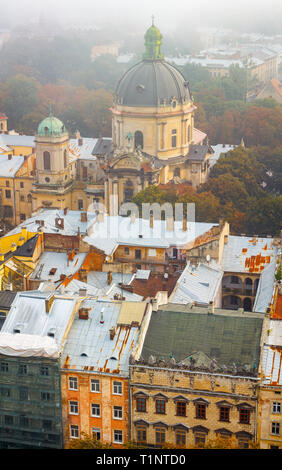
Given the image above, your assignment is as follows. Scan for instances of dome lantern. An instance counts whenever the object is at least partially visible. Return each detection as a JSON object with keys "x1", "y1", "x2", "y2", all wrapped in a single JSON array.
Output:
[{"x1": 143, "y1": 17, "x2": 164, "y2": 61}]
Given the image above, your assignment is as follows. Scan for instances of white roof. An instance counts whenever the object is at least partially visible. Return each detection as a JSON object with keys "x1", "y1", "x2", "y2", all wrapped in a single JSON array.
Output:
[
  {"x1": 61, "y1": 300, "x2": 140, "y2": 375},
  {"x1": 253, "y1": 262, "x2": 276, "y2": 313},
  {"x1": 0, "y1": 332, "x2": 59, "y2": 358},
  {"x1": 84, "y1": 215, "x2": 216, "y2": 255},
  {"x1": 69, "y1": 137, "x2": 98, "y2": 161},
  {"x1": 1, "y1": 291, "x2": 78, "y2": 351},
  {"x1": 169, "y1": 262, "x2": 223, "y2": 305},
  {"x1": 30, "y1": 251, "x2": 87, "y2": 282},
  {"x1": 0, "y1": 134, "x2": 35, "y2": 148},
  {"x1": 6, "y1": 209, "x2": 98, "y2": 237},
  {"x1": 222, "y1": 235, "x2": 277, "y2": 273},
  {"x1": 210, "y1": 144, "x2": 237, "y2": 167},
  {"x1": 262, "y1": 337, "x2": 282, "y2": 386},
  {"x1": 0, "y1": 154, "x2": 24, "y2": 177}
]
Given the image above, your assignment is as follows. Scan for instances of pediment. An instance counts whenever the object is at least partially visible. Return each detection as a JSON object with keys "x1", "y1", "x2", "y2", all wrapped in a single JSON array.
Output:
[{"x1": 111, "y1": 154, "x2": 141, "y2": 170}]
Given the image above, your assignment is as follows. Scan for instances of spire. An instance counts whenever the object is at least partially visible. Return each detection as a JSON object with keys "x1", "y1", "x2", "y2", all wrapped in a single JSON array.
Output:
[{"x1": 143, "y1": 20, "x2": 164, "y2": 61}]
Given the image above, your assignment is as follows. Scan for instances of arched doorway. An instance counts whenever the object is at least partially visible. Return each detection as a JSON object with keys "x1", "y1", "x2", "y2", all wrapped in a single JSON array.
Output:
[{"x1": 134, "y1": 131, "x2": 143, "y2": 149}]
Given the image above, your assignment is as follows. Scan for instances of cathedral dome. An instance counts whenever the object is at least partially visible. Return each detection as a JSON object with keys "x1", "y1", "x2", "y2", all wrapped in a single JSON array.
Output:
[
  {"x1": 114, "y1": 22, "x2": 191, "y2": 108},
  {"x1": 37, "y1": 110, "x2": 67, "y2": 137}
]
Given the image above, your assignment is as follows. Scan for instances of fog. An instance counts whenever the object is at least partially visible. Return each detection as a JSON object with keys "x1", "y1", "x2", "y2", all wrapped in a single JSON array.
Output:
[{"x1": 0, "y1": 0, "x2": 281, "y2": 34}]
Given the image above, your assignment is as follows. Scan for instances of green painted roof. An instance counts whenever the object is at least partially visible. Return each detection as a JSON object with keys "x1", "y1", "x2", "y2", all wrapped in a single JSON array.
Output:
[
  {"x1": 37, "y1": 115, "x2": 67, "y2": 137},
  {"x1": 140, "y1": 304, "x2": 264, "y2": 374}
]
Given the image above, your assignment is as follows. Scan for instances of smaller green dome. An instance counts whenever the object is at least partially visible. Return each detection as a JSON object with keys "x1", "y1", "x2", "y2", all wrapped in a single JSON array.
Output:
[{"x1": 37, "y1": 114, "x2": 67, "y2": 137}]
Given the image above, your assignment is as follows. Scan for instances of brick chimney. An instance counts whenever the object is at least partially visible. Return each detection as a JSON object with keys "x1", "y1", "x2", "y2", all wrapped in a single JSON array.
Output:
[
  {"x1": 81, "y1": 212, "x2": 87, "y2": 222},
  {"x1": 110, "y1": 327, "x2": 116, "y2": 340},
  {"x1": 79, "y1": 307, "x2": 90, "y2": 320},
  {"x1": 107, "y1": 271, "x2": 112, "y2": 285}
]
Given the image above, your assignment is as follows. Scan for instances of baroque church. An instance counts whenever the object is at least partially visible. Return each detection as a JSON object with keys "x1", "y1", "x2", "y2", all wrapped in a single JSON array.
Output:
[{"x1": 1, "y1": 22, "x2": 213, "y2": 222}]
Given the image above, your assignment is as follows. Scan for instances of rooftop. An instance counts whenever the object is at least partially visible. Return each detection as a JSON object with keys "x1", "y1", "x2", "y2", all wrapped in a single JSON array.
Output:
[
  {"x1": 169, "y1": 262, "x2": 223, "y2": 305},
  {"x1": 84, "y1": 215, "x2": 217, "y2": 255},
  {"x1": 29, "y1": 251, "x2": 87, "y2": 283},
  {"x1": 6, "y1": 209, "x2": 98, "y2": 237},
  {"x1": 61, "y1": 300, "x2": 148, "y2": 375},
  {"x1": 1, "y1": 291, "x2": 79, "y2": 353},
  {"x1": 0, "y1": 154, "x2": 25, "y2": 177},
  {"x1": 139, "y1": 303, "x2": 264, "y2": 375},
  {"x1": 222, "y1": 235, "x2": 277, "y2": 274}
]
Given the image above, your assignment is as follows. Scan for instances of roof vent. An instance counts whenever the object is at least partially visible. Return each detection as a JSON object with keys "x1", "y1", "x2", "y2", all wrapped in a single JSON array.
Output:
[{"x1": 100, "y1": 308, "x2": 105, "y2": 324}]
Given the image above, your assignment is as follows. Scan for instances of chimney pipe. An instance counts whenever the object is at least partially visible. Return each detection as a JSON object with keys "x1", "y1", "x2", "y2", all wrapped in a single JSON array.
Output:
[
  {"x1": 150, "y1": 213, "x2": 154, "y2": 229},
  {"x1": 110, "y1": 327, "x2": 116, "y2": 340},
  {"x1": 107, "y1": 271, "x2": 112, "y2": 285}
]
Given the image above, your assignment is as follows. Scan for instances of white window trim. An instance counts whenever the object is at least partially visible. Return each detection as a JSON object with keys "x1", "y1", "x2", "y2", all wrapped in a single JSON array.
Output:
[
  {"x1": 90, "y1": 379, "x2": 100, "y2": 393},
  {"x1": 272, "y1": 402, "x2": 281, "y2": 414},
  {"x1": 271, "y1": 421, "x2": 281, "y2": 435},
  {"x1": 69, "y1": 377, "x2": 78, "y2": 391},
  {"x1": 69, "y1": 400, "x2": 79, "y2": 415},
  {"x1": 113, "y1": 429, "x2": 123, "y2": 444},
  {"x1": 70, "y1": 424, "x2": 79, "y2": 439},
  {"x1": 113, "y1": 406, "x2": 123, "y2": 420},
  {"x1": 91, "y1": 403, "x2": 101, "y2": 417},
  {"x1": 113, "y1": 381, "x2": 123, "y2": 395}
]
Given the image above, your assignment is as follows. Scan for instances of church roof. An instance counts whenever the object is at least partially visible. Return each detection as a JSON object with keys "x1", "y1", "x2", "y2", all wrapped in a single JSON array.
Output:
[
  {"x1": 114, "y1": 23, "x2": 191, "y2": 107},
  {"x1": 37, "y1": 110, "x2": 67, "y2": 137}
]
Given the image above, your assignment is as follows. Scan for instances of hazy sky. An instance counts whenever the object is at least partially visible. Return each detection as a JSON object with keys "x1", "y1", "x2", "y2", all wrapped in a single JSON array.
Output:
[{"x1": 0, "y1": 0, "x2": 281, "y2": 33}]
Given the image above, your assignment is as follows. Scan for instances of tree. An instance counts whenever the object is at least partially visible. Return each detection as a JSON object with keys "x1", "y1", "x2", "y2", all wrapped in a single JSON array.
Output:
[{"x1": 66, "y1": 433, "x2": 112, "y2": 449}]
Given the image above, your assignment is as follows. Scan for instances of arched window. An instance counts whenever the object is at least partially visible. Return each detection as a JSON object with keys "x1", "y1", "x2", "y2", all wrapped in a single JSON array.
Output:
[
  {"x1": 43, "y1": 151, "x2": 51, "y2": 170},
  {"x1": 64, "y1": 149, "x2": 67, "y2": 168},
  {"x1": 134, "y1": 131, "x2": 143, "y2": 149},
  {"x1": 123, "y1": 179, "x2": 134, "y2": 202}
]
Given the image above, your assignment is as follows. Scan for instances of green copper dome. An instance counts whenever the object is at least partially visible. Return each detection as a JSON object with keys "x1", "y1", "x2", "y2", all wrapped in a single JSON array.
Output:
[
  {"x1": 37, "y1": 111, "x2": 67, "y2": 137},
  {"x1": 143, "y1": 21, "x2": 164, "y2": 60}
]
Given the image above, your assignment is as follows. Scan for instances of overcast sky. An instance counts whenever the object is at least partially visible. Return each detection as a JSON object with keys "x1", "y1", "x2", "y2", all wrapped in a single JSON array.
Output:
[{"x1": 0, "y1": 0, "x2": 281, "y2": 33}]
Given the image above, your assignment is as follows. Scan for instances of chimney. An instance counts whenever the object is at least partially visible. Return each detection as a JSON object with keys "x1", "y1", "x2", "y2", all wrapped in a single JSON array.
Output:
[
  {"x1": 81, "y1": 212, "x2": 87, "y2": 222},
  {"x1": 97, "y1": 212, "x2": 104, "y2": 223},
  {"x1": 8, "y1": 154, "x2": 12, "y2": 160},
  {"x1": 150, "y1": 213, "x2": 154, "y2": 229},
  {"x1": 75, "y1": 130, "x2": 81, "y2": 139},
  {"x1": 100, "y1": 308, "x2": 105, "y2": 324},
  {"x1": 45, "y1": 294, "x2": 55, "y2": 314},
  {"x1": 183, "y1": 217, "x2": 187, "y2": 231},
  {"x1": 110, "y1": 327, "x2": 116, "y2": 340},
  {"x1": 68, "y1": 250, "x2": 75, "y2": 262},
  {"x1": 55, "y1": 217, "x2": 64, "y2": 229},
  {"x1": 107, "y1": 271, "x2": 112, "y2": 285},
  {"x1": 64, "y1": 207, "x2": 68, "y2": 215},
  {"x1": 78, "y1": 138, "x2": 83, "y2": 146},
  {"x1": 21, "y1": 227, "x2": 28, "y2": 242},
  {"x1": 166, "y1": 217, "x2": 174, "y2": 232},
  {"x1": 79, "y1": 288, "x2": 87, "y2": 296},
  {"x1": 79, "y1": 307, "x2": 89, "y2": 320},
  {"x1": 208, "y1": 301, "x2": 214, "y2": 314}
]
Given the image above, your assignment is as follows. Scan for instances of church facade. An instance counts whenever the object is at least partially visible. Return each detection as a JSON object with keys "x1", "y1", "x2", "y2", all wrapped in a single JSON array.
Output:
[{"x1": 0, "y1": 22, "x2": 213, "y2": 224}]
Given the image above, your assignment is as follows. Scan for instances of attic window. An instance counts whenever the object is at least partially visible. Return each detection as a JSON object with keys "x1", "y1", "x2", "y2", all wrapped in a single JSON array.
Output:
[
  {"x1": 13, "y1": 329, "x2": 21, "y2": 334},
  {"x1": 110, "y1": 356, "x2": 118, "y2": 361},
  {"x1": 49, "y1": 268, "x2": 57, "y2": 276},
  {"x1": 81, "y1": 353, "x2": 88, "y2": 357},
  {"x1": 136, "y1": 84, "x2": 145, "y2": 93}
]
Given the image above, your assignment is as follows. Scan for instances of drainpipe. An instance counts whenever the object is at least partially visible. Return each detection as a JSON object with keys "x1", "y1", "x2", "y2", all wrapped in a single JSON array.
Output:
[{"x1": 128, "y1": 374, "x2": 133, "y2": 444}]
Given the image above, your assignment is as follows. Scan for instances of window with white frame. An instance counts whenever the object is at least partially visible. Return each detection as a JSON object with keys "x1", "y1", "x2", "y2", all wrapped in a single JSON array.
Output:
[
  {"x1": 69, "y1": 376, "x2": 78, "y2": 390},
  {"x1": 273, "y1": 402, "x2": 281, "y2": 414},
  {"x1": 69, "y1": 400, "x2": 79, "y2": 415},
  {"x1": 91, "y1": 403, "x2": 101, "y2": 417},
  {"x1": 113, "y1": 381, "x2": 122, "y2": 395},
  {"x1": 113, "y1": 429, "x2": 123, "y2": 444},
  {"x1": 271, "y1": 422, "x2": 280, "y2": 435},
  {"x1": 113, "y1": 406, "x2": 123, "y2": 419},
  {"x1": 70, "y1": 424, "x2": 79, "y2": 439},
  {"x1": 91, "y1": 379, "x2": 100, "y2": 393}
]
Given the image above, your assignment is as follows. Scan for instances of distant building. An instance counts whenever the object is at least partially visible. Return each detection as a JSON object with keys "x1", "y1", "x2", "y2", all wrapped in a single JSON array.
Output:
[{"x1": 255, "y1": 78, "x2": 282, "y2": 104}]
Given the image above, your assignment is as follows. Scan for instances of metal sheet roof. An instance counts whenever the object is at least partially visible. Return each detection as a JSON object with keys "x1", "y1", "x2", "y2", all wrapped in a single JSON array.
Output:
[
  {"x1": 1, "y1": 291, "x2": 78, "y2": 350},
  {"x1": 169, "y1": 262, "x2": 223, "y2": 305},
  {"x1": 61, "y1": 300, "x2": 140, "y2": 375},
  {"x1": 30, "y1": 251, "x2": 87, "y2": 282},
  {"x1": 0, "y1": 154, "x2": 24, "y2": 177},
  {"x1": 222, "y1": 235, "x2": 277, "y2": 273}
]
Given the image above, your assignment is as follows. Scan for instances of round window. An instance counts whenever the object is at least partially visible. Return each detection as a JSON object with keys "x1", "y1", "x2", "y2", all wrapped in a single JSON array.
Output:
[{"x1": 45, "y1": 177, "x2": 50, "y2": 183}]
